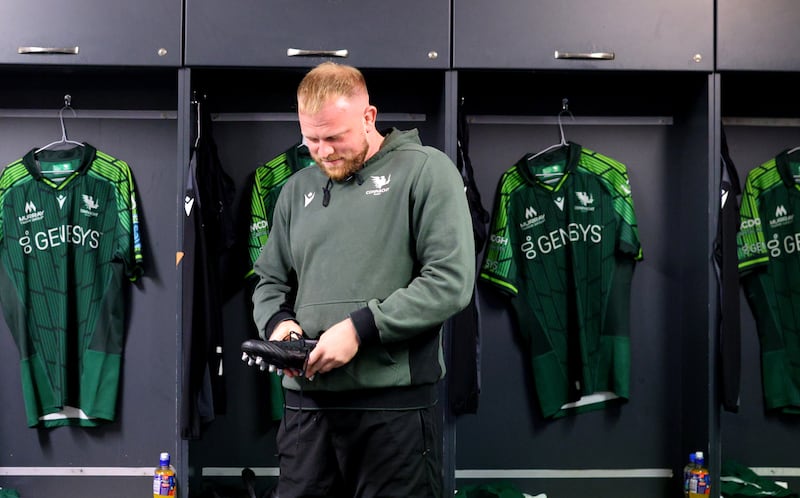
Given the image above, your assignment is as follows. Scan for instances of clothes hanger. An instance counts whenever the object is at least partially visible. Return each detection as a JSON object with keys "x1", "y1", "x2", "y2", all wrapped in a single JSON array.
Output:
[
  {"x1": 36, "y1": 94, "x2": 85, "y2": 156},
  {"x1": 530, "y1": 98, "x2": 574, "y2": 161},
  {"x1": 192, "y1": 91, "x2": 202, "y2": 150}
]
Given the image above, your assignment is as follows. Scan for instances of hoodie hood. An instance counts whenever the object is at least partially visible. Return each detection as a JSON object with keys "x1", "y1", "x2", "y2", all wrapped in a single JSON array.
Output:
[
  {"x1": 322, "y1": 128, "x2": 421, "y2": 206},
  {"x1": 362, "y1": 128, "x2": 422, "y2": 170}
]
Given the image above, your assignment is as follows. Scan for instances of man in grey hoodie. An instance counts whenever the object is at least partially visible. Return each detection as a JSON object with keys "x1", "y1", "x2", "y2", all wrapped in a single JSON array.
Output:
[{"x1": 252, "y1": 62, "x2": 475, "y2": 497}]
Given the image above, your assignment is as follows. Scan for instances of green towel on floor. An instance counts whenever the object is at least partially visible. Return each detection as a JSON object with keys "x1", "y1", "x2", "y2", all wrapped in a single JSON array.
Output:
[
  {"x1": 721, "y1": 460, "x2": 798, "y2": 498},
  {"x1": 456, "y1": 482, "x2": 527, "y2": 498}
]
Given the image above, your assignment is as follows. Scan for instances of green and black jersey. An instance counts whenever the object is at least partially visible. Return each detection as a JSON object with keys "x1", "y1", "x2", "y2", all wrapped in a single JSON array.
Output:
[
  {"x1": 480, "y1": 142, "x2": 642, "y2": 418},
  {"x1": 246, "y1": 143, "x2": 314, "y2": 420},
  {"x1": 247, "y1": 143, "x2": 315, "y2": 276},
  {"x1": 0, "y1": 144, "x2": 142, "y2": 428},
  {"x1": 737, "y1": 149, "x2": 800, "y2": 414}
]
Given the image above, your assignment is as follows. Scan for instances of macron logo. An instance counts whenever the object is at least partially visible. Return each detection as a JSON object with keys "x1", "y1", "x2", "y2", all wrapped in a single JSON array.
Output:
[
  {"x1": 184, "y1": 195, "x2": 195, "y2": 216},
  {"x1": 304, "y1": 192, "x2": 315, "y2": 207}
]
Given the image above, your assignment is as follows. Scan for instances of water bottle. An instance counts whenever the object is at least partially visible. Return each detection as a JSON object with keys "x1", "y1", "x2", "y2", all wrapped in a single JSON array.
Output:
[
  {"x1": 153, "y1": 452, "x2": 177, "y2": 497},
  {"x1": 688, "y1": 453, "x2": 710, "y2": 498},
  {"x1": 683, "y1": 451, "x2": 698, "y2": 498}
]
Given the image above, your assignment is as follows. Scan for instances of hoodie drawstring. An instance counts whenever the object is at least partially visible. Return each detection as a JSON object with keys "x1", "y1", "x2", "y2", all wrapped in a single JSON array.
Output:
[
  {"x1": 321, "y1": 173, "x2": 364, "y2": 208},
  {"x1": 322, "y1": 178, "x2": 333, "y2": 207}
]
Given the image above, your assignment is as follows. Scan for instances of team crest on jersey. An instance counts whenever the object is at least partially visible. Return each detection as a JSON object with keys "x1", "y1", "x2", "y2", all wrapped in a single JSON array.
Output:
[
  {"x1": 769, "y1": 204, "x2": 794, "y2": 228},
  {"x1": 366, "y1": 175, "x2": 391, "y2": 196},
  {"x1": 80, "y1": 194, "x2": 100, "y2": 218},
  {"x1": 18, "y1": 201, "x2": 44, "y2": 225},
  {"x1": 574, "y1": 191, "x2": 595, "y2": 212}
]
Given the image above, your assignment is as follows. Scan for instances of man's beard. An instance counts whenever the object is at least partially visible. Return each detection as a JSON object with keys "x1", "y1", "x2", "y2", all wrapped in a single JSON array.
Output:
[{"x1": 314, "y1": 138, "x2": 369, "y2": 181}]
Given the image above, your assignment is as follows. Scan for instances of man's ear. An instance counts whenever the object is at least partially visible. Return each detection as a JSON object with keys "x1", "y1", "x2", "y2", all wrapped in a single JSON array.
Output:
[{"x1": 363, "y1": 105, "x2": 378, "y2": 131}]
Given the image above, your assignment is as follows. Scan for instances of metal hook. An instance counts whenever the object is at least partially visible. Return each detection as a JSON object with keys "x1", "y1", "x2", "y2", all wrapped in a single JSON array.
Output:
[
  {"x1": 58, "y1": 95, "x2": 77, "y2": 142},
  {"x1": 557, "y1": 98, "x2": 574, "y2": 146},
  {"x1": 35, "y1": 95, "x2": 83, "y2": 155}
]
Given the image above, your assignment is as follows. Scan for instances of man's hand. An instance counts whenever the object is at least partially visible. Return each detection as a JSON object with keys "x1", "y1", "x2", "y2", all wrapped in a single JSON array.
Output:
[
  {"x1": 304, "y1": 317, "x2": 360, "y2": 379},
  {"x1": 269, "y1": 319, "x2": 303, "y2": 342},
  {"x1": 268, "y1": 320, "x2": 305, "y2": 377}
]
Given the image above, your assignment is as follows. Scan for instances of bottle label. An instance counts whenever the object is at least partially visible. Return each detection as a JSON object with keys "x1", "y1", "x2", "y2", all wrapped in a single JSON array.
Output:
[
  {"x1": 153, "y1": 473, "x2": 176, "y2": 496},
  {"x1": 689, "y1": 470, "x2": 711, "y2": 496}
]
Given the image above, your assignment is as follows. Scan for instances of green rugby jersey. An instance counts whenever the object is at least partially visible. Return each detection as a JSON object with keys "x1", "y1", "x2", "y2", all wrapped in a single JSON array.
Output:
[
  {"x1": 480, "y1": 142, "x2": 642, "y2": 418},
  {"x1": 247, "y1": 143, "x2": 315, "y2": 277},
  {"x1": 0, "y1": 144, "x2": 143, "y2": 428},
  {"x1": 737, "y1": 149, "x2": 800, "y2": 414},
  {"x1": 246, "y1": 143, "x2": 314, "y2": 421}
]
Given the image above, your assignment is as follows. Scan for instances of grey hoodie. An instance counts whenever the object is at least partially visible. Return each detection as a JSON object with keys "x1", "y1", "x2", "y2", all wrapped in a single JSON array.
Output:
[{"x1": 252, "y1": 128, "x2": 475, "y2": 408}]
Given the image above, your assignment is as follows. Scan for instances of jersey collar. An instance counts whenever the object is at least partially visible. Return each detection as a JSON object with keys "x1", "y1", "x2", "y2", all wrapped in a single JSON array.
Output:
[
  {"x1": 776, "y1": 148, "x2": 800, "y2": 191},
  {"x1": 519, "y1": 141, "x2": 581, "y2": 191},
  {"x1": 22, "y1": 142, "x2": 97, "y2": 182}
]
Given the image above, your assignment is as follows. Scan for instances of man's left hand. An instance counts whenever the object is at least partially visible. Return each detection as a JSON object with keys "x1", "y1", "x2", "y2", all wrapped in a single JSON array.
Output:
[{"x1": 304, "y1": 317, "x2": 360, "y2": 379}]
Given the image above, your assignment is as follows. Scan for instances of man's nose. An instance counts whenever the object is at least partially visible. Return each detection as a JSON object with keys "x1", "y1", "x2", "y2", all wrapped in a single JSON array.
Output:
[{"x1": 318, "y1": 142, "x2": 334, "y2": 158}]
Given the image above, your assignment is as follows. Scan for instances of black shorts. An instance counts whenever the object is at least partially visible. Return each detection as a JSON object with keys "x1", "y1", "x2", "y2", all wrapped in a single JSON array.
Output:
[{"x1": 273, "y1": 405, "x2": 442, "y2": 498}]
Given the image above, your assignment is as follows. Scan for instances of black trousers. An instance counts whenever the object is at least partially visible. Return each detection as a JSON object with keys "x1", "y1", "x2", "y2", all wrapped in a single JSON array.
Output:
[{"x1": 272, "y1": 405, "x2": 442, "y2": 498}]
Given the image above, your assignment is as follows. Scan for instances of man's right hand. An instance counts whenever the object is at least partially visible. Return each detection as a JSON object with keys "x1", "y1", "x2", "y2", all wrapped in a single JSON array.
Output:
[{"x1": 268, "y1": 319, "x2": 304, "y2": 342}]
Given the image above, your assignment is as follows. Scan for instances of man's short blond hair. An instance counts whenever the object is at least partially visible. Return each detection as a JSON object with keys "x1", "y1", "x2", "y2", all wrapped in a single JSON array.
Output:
[{"x1": 297, "y1": 62, "x2": 368, "y2": 114}]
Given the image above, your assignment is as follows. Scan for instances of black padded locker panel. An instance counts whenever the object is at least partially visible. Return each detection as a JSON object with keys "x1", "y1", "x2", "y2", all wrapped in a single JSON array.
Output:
[
  {"x1": 454, "y1": 71, "x2": 713, "y2": 498},
  {"x1": 0, "y1": 67, "x2": 181, "y2": 498},
  {"x1": 720, "y1": 72, "x2": 800, "y2": 491}
]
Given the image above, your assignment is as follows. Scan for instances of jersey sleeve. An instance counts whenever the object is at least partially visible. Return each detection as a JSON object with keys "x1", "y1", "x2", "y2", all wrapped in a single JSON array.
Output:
[
  {"x1": 117, "y1": 160, "x2": 144, "y2": 281},
  {"x1": 737, "y1": 168, "x2": 769, "y2": 273},
  {"x1": 581, "y1": 149, "x2": 643, "y2": 260},
  {"x1": 611, "y1": 172, "x2": 642, "y2": 260},
  {"x1": 247, "y1": 168, "x2": 271, "y2": 279},
  {"x1": 479, "y1": 169, "x2": 520, "y2": 296}
]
